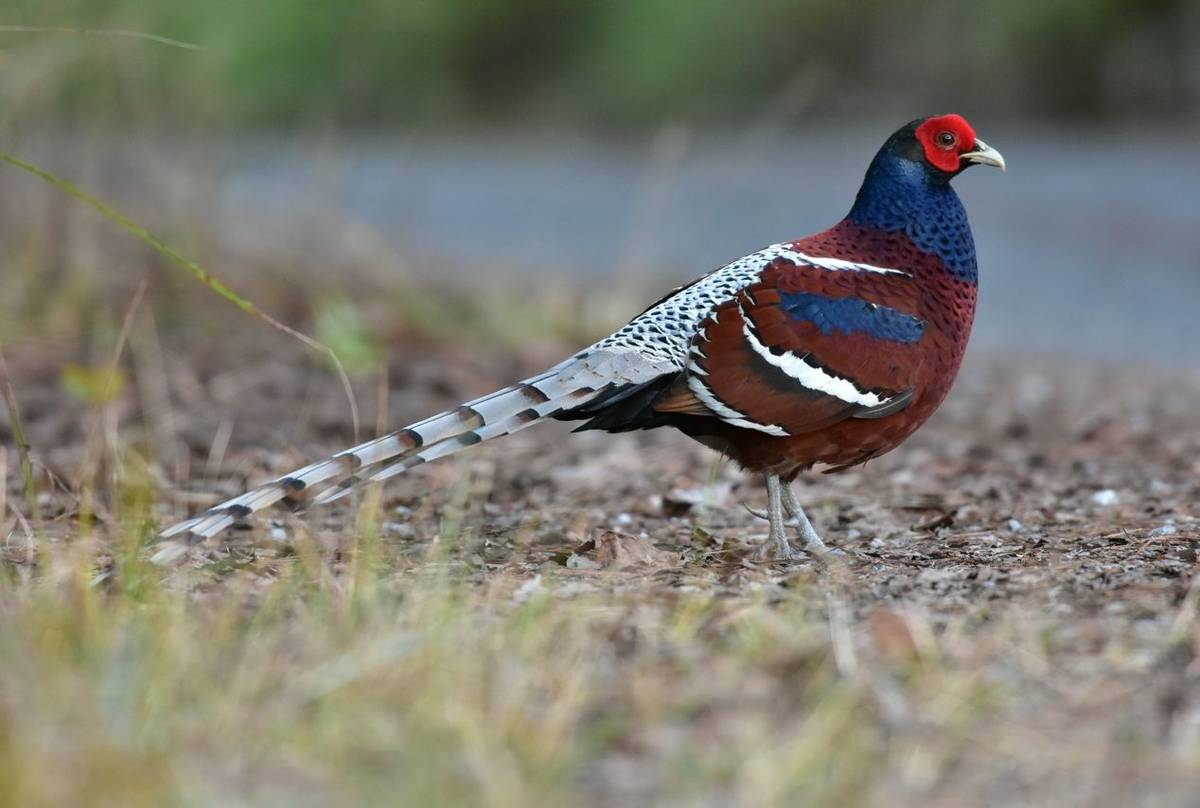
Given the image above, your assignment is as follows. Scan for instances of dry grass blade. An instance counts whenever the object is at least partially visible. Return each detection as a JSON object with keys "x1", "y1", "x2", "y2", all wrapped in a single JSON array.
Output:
[
  {"x1": 0, "y1": 24, "x2": 200, "y2": 51},
  {"x1": 75, "y1": 279, "x2": 147, "y2": 505},
  {"x1": 0, "y1": 151, "x2": 361, "y2": 443},
  {"x1": 0, "y1": 346, "x2": 37, "y2": 519}
]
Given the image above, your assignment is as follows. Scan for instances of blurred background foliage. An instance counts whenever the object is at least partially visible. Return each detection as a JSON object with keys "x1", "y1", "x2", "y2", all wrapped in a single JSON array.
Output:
[
  {"x1": 1, "y1": 0, "x2": 1198, "y2": 365},
  {"x1": 2, "y1": 0, "x2": 1198, "y2": 129}
]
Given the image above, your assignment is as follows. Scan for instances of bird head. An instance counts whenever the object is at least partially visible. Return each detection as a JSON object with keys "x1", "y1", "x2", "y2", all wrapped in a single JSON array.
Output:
[
  {"x1": 856, "y1": 114, "x2": 1005, "y2": 199},
  {"x1": 908, "y1": 113, "x2": 1005, "y2": 176},
  {"x1": 848, "y1": 114, "x2": 1004, "y2": 282}
]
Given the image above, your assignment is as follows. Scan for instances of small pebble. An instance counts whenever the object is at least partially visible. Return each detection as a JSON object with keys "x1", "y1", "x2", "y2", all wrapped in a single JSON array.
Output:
[
  {"x1": 1148, "y1": 522, "x2": 1178, "y2": 538},
  {"x1": 512, "y1": 575, "x2": 542, "y2": 603},
  {"x1": 1006, "y1": 518, "x2": 1024, "y2": 532},
  {"x1": 1091, "y1": 489, "x2": 1119, "y2": 507},
  {"x1": 1150, "y1": 479, "x2": 1173, "y2": 494},
  {"x1": 614, "y1": 512, "x2": 633, "y2": 526},
  {"x1": 383, "y1": 522, "x2": 416, "y2": 539},
  {"x1": 565, "y1": 553, "x2": 600, "y2": 570}
]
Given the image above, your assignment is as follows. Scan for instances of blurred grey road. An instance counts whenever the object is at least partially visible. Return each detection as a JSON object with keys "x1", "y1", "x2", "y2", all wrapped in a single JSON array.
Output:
[
  {"x1": 222, "y1": 124, "x2": 1200, "y2": 365},
  {"x1": 23, "y1": 124, "x2": 1200, "y2": 365}
]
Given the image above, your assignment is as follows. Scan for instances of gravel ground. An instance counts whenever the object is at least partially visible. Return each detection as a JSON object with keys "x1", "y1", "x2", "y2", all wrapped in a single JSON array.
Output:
[
  {"x1": 5, "y1": 323, "x2": 1200, "y2": 804},
  {"x1": 13, "y1": 331, "x2": 1197, "y2": 611}
]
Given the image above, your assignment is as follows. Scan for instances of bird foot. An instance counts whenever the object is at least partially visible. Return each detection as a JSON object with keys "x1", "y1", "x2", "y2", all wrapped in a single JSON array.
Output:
[
  {"x1": 752, "y1": 537, "x2": 806, "y2": 563},
  {"x1": 743, "y1": 503, "x2": 830, "y2": 556}
]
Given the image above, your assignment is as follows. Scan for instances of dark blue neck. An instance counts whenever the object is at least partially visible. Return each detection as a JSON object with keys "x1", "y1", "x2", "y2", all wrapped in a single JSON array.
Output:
[{"x1": 847, "y1": 150, "x2": 977, "y2": 283}]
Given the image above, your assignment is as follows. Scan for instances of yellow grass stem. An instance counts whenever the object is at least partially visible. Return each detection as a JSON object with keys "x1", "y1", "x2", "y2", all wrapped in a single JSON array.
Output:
[
  {"x1": 0, "y1": 151, "x2": 361, "y2": 444},
  {"x1": 0, "y1": 25, "x2": 200, "y2": 50},
  {"x1": 0, "y1": 346, "x2": 37, "y2": 519}
]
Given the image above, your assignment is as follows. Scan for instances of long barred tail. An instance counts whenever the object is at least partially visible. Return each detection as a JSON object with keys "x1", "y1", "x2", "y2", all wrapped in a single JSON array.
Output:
[{"x1": 152, "y1": 351, "x2": 674, "y2": 563}]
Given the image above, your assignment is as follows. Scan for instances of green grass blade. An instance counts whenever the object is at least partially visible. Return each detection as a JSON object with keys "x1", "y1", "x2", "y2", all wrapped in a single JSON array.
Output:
[{"x1": 0, "y1": 151, "x2": 360, "y2": 442}]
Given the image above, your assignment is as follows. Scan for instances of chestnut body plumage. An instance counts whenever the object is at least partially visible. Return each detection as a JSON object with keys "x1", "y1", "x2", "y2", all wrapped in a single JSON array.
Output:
[
  {"x1": 662, "y1": 221, "x2": 978, "y2": 477},
  {"x1": 158, "y1": 114, "x2": 1004, "y2": 562}
]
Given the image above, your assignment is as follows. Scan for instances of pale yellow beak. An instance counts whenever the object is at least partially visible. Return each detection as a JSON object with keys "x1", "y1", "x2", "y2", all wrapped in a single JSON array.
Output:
[{"x1": 961, "y1": 138, "x2": 1006, "y2": 171}]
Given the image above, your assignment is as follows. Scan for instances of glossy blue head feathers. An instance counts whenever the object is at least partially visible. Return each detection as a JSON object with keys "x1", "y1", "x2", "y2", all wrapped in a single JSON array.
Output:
[{"x1": 847, "y1": 118, "x2": 979, "y2": 283}]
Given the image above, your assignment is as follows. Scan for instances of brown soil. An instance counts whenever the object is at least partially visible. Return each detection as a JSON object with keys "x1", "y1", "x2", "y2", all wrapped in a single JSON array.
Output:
[{"x1": 5, "y1": 323, "x2": 1200, "y2": 804}]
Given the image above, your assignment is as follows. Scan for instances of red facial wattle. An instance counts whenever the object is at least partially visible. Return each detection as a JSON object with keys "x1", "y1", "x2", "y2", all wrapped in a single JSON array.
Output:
[{"x1": 915, "y1": 114, "x2": 977, "y2": 173}]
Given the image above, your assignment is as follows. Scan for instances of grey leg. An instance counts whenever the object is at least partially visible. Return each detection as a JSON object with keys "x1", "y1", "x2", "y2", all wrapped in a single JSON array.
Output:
[
  {"x1": 754, "y1": 474, "x2": 802, "y2": 561},
  {"x1": 780, "y1": 483, "x2": 828, "y2": 552},
  {"x1": 745, "y1": 480, "x2": 830, "y2": 557}
]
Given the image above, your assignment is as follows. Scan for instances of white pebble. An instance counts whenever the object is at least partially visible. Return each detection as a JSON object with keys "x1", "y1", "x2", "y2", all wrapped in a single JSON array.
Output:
[
  {"x1": 383, "y1": 522, "x2": 415, "y2": 539},
  {"x1": 1090, "y1": 489, "x2": 1119, "y2": 507},
  {"x1": 614, "y1": 512, "x2": 633, "y2": 526},
  {"x1": 512, "y1": 575, "x2": 543, "y2": 603},
  {"x1": 1006, "y1": 518, "x2": 1024, "y2": 532},
  {"x1": 1148, "y1": 523, "x2": 1178, "y2": 537},
  {"x1": 566, "y1": 553, "x2": 600, "y2": 570}
]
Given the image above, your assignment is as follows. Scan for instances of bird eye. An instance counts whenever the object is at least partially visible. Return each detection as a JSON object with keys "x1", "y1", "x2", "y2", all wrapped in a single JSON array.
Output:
[{"x1": 937, "y1": 131, "x2": 956, "y2": 148}]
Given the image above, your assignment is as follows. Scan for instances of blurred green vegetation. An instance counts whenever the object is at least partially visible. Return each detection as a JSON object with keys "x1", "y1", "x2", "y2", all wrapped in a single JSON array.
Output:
[{"x1": 2, "y1": 0, "x2": 1197, "y2": 128}]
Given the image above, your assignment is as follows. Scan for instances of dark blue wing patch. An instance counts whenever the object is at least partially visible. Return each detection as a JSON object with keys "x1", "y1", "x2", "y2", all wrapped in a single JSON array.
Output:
[{"x1": 779, "y1": 292, "x2": 925, "y2": 344}]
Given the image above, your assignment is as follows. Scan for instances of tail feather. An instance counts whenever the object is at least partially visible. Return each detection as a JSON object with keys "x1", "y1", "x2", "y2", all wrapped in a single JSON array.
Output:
[
  {"x1": 311, "y1": 388, "x2": 587, "y2": 506},
  {"x1": 152, "y1": 352, "x2": 673, "y2": 563}
]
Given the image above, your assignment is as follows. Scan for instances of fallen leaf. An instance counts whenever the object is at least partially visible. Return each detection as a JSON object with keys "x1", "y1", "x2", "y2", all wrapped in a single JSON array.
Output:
[
  {"x1": 576, "y1": 530, "x2": 679, "y2": 570},
  {"x1": 868, "y1": 609, "x2": 919, "y2": 662}
]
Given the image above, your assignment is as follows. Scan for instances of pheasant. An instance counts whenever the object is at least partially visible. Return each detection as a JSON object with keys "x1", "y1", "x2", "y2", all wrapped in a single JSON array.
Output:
[{"x1": 157, "y1": 114, "x2": 1004, "y2": 562}]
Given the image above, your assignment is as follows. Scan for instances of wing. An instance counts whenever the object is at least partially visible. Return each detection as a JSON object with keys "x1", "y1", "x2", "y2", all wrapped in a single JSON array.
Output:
[
  {"x1": 558, "y1": 242, "x2": 925, "y2": 436},
  {"x1": 556, "y1": 243, "x2": 793, "y2": 431},
  {"x1": 681, "y1": 253, "x2": 923, "y2": 436}
]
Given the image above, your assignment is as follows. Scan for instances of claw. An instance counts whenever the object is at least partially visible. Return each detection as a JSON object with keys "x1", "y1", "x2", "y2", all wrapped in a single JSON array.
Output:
[
  {"x1": 751, "y1": 536, "x2": 804, "y2": 563},
  {"x1": 743, "y1": 502, "x2": 770, "y2": 522}
]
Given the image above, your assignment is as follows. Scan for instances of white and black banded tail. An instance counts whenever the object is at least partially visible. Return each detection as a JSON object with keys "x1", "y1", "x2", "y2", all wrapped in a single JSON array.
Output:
[{"x1": 153, "y1": 351, "x2": 675, "y2": 563}]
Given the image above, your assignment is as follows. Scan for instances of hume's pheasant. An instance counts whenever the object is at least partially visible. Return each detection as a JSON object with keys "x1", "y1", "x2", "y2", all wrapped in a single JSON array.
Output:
[{"x1": 158, "y1": 114, "x2": 1005, "y2": 562}]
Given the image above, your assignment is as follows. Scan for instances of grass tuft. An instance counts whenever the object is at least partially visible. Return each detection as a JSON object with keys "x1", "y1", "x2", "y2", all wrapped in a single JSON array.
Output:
[
  {"x1": 0, "y1": 150, "x2": 363, "y2": 443},
  {"x1": 0, "y1": 346, "x2": 37, "y2": 519}
]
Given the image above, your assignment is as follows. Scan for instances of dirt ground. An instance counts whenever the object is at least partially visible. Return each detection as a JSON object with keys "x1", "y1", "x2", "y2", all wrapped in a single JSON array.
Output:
[
  {"x1": 4, "y1": 310, "x2": 1200, "y2": 803},
  {"x1": 10, "y1": 322, "x2": 1199, "y2": 607}
]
